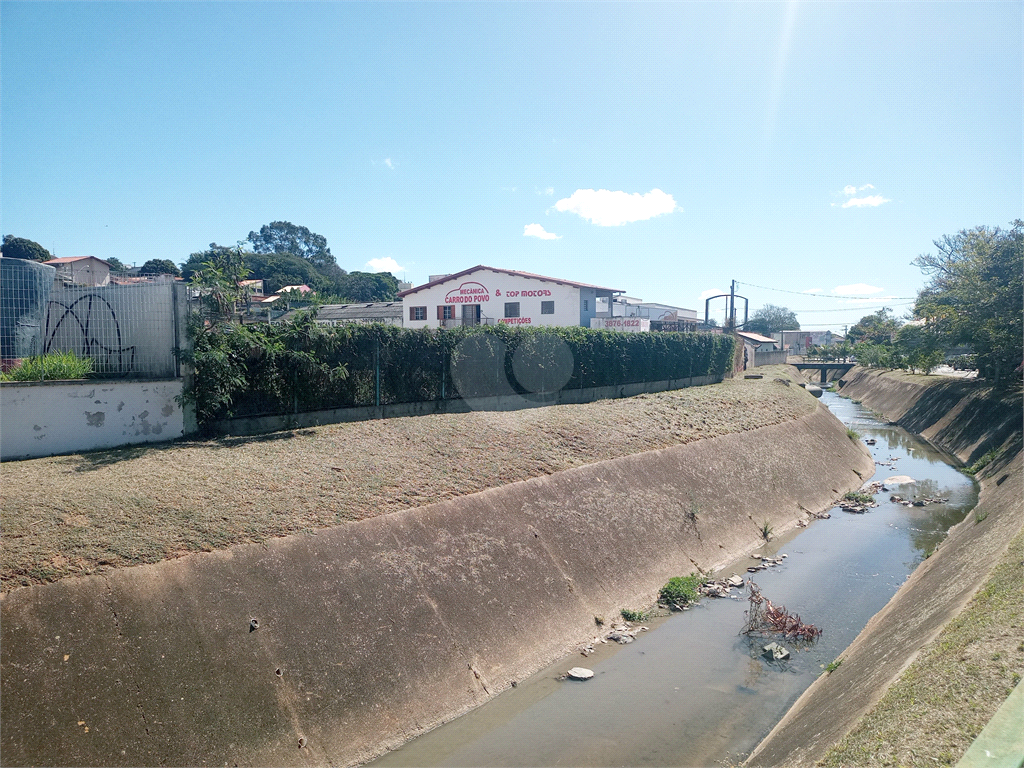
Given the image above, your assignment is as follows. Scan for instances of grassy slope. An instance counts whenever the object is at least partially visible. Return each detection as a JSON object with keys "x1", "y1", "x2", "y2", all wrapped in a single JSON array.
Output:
[
  {"x1": 819, "y1": 526, "x2": 1023, "y2": 767},
  {"x1": 1, "y1": 367, "x2": 814, "y2": 591}
]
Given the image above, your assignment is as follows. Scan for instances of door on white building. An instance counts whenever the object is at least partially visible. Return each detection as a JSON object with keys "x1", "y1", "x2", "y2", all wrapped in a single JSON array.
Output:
[{"x1": 462, "y1": 304, "x2": 480, "y2": 326}]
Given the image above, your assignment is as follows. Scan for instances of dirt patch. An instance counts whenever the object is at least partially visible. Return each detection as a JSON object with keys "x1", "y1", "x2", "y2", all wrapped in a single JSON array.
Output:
[{"x1": 0, "y1": 367, "x2": 813, "y2": 591}]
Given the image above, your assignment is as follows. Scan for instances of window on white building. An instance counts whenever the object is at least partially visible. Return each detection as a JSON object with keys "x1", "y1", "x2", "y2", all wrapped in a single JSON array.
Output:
[
  {"x1": 504, "y1": 302, "x2": 520, "y2": 318},
  {"x1": 583, "y1": 299, "x2": 589, "y2": 312},
  {"x1": 410, "y1": 306, "x2": 426, "y2": 321},
  {"x1": 541, "y1": 301, "x2": 554, "y2": 314}
]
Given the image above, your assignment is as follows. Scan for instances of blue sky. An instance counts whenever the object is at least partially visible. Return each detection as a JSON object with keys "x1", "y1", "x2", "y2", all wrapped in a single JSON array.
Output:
[{"x1": 2, "y1": 1, "x2": 1020, "y2": 330}]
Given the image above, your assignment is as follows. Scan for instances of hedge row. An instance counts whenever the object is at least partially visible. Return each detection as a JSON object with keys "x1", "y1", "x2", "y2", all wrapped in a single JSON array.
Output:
[{"x1": 180, "y1": 314, "x2": 735, "y2": 427}]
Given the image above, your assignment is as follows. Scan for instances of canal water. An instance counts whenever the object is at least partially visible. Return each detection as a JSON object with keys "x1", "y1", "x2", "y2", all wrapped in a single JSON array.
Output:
[{"x1": 372, "y1": 392, "x2": 978, "y2": 767}]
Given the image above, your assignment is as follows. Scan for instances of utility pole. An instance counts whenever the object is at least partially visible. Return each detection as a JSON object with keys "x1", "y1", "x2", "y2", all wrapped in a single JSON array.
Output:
[{"x1": 729, "y1": 280, "x2": 736, "y2": 329}]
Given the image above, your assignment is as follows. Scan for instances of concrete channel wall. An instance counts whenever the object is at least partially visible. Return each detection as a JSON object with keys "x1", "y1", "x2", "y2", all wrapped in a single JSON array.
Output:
[
  {"x1": 747, "y1": 368, "x2": 1024, "y2": 766},
  {"x1": 1, "y1": 403, "x2": 873, "y2": 768}
]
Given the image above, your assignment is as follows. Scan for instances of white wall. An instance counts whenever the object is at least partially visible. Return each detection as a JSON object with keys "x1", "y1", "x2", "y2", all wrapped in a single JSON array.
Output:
[
  {"x1": 1, "y1": 379, "x2": 184, "y2": 460},
  {"x1": 402, "y1": 269, "x2": 584, "y2": 329}
]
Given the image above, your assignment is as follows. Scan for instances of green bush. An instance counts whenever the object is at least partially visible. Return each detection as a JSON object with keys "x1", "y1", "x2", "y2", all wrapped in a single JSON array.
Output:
[
  {"x1": 659, "y1": 574, "x2": 703, "y2": 607},
  {"x1": 181, "y1": 316, "x2": 736, "y2": 427},
  {"x1": 0, "y1": 351, "x2": 94, "y2": 381},
  {"x1": 620, "y1": 608, "x2": 649, "y2": 622},
  {"x1": 842, "y1": 491, "x2": 875, "y2": 505}
]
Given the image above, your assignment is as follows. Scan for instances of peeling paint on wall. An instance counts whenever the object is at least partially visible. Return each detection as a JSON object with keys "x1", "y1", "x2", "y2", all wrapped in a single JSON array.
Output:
[{"x1": 1, "y1": 379, "x2": 184, "y2": 460}]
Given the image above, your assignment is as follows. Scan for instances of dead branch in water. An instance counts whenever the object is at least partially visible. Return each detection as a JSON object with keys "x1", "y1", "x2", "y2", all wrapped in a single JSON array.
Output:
[{"x1": 742, "y1": 580, "x2": 822, "y2": 640}]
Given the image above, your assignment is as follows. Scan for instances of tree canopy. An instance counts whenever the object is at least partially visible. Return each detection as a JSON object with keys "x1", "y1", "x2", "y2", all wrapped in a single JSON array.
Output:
[
  {"x1": 913, "y1": 221, "x2": 1022, "y2": 381},
  {"x1": 744, "y1": 304, "x2": 799, "y2": 335},
  {"x1": 139, "y1": 258, "x2": 181, "y2": 276},
  {"x1": 848, "y1": 307, "x2": 902, "y2": 345},
  {"x1": 247, "y1": 221, "x2": 338, "y2": 272},
  {"x1": 337, "y1": 271, "x2": 400, "y2": 302},
  {"x1": 1, "y1": 235, "x2": 52, "y2": 262},
  {"x1": 105, "y1": 257, "x2": 128, "y2": 273}
]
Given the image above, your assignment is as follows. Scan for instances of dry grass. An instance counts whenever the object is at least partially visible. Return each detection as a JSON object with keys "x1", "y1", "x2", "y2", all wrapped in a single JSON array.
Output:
[
  {"x1": 1, "y1": 367, "x2": 814, "y2": 591},
  {"x1": 818, "y1": 526, "x2": 1024, "y2": 767}
]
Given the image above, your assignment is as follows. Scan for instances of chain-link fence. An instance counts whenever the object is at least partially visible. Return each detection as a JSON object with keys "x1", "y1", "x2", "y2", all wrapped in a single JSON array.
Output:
[{"x1": 1, "y1": 258, "x2": 185, "y2": 380}]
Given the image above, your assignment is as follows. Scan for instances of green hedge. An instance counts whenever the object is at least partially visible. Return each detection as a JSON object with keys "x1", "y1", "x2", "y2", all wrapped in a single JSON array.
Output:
[{"x1": 180, "y1": 314, "x2": 735, "y2": 427}]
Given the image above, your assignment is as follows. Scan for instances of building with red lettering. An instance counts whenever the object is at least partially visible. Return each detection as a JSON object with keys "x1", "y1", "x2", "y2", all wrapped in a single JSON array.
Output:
[{"x1": 398, "y1": 266, "x2": 623, "y2": 330}]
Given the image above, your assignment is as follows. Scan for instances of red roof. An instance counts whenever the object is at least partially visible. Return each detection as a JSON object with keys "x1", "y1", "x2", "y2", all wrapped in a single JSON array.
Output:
[
  {"x1": 397, "y1": 265, "x2": 623, "y2": 298},
  {"x1": 45, "y1": 256, "x2": 110, "y2": 266}
]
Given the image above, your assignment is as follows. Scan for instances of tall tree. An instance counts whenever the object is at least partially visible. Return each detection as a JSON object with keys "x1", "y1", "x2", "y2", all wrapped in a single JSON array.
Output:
[
  {"x1": 247, "y1": 222, "x2": 339, "y2": 272},
  {"x1": 913, "y1": 221, "x2": 1023, "y2": 382},
  {"x1": 1, "y1": 235, "x2": 52, "y2": 262},
  {"x1": 744, "y1": 304, "x2": 799, "y2": 335}
]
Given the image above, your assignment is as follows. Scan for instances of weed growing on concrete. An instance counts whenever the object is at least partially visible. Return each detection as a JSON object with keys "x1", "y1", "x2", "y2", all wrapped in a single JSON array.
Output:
[
  {"x1": 974, "y1": 509, "x2": 989, "y2": 524},
  {"x1": 620, "y1": 608, "x2": 649, "y2": 623},
  {"x1": 846, "y1": 428, "x2": 861, "y2": 441},
  {"x1": 965, "y1": 449, "x2": 999, "y2": 476},
  {"x1": 825, "y1": 657, "x2": 844, "y2": 673},
  {"x1": 760, "y1": 519, "x2": 774, "y2": 541}
]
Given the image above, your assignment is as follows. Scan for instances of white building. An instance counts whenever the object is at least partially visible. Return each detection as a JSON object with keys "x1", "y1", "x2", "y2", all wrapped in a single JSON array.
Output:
[
  {"x1": 398, "y1": 266, "x2": 623, "y2": 330},
  {"x1": 595, "y1": 296, "x2": 699, "y2": 331}
]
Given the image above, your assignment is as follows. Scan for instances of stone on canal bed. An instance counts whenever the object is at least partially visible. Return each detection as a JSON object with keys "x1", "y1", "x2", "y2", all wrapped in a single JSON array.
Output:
[
  {"x1": 884, "y1": 475, "x2": 916, "y2": 486},
  {"x1": 566, "y1": 667, "x2": 594, "y2": 680},
  {"x1": 762, "y1": 643, "x2": 791, "y2": 661}
]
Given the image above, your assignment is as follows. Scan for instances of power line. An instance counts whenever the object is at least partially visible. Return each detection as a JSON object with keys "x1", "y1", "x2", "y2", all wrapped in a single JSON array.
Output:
[
  {"x1": 791, "y1": 302, "x2": 914, "y2": 314},
  {"x1": 736, "y1": 280, "x2": 917, "y2": 301}
]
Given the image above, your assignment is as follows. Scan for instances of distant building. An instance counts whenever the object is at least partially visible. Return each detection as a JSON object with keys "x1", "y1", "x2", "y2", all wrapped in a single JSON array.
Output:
[
  {"x1": 596, "y1": 296, "x2": 699, "y2": 332},
  {"x1": 44, "y1": 256, "x2": 111, "y2": 287},
  {"x1": 774, "y1": 330, "x2": 841, "y2": 354},
  {"x1": 398, "y1": 266, "x2": 623, "y2": 329},
  {"x1": 307, "y1": 302, "x2": 404, "y2": 327}
]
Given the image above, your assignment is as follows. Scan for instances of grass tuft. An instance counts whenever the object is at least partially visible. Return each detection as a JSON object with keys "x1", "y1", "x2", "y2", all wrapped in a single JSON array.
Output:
[{"x1": 0, "y1": 352, "x2": 94, "y2": 381}]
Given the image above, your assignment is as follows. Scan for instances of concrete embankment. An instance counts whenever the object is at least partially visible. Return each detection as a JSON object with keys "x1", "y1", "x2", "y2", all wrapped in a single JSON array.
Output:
[
  {"x1": 1, "y1": 400, "x2": 872, "y2": 768},
  {"x1": 747, "y1": 368, "x2": 1023, "y2": 767}
]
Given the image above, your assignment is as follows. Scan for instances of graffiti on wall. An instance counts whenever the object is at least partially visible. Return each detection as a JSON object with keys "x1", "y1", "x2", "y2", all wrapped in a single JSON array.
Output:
[{"x1": 44, "y1": 294, "x2": 137, "y2": 374}]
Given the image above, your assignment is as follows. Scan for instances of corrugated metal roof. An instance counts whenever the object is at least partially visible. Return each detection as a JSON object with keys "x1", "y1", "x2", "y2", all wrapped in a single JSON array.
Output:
[
  {"x1": 398, "y1": 265, "x2": 623, "y2": 297},
  {"x1": 737, "y1": 331, "x2": 779, "y2": 344},
  {"x1": 315, "y1": 302, "x2": 403, "y2": 320}
]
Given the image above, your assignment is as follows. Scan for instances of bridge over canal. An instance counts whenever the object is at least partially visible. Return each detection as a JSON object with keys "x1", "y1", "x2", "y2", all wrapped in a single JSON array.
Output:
[{"x1": 794, "y1": 362, "x2": 855, "y2": 383}]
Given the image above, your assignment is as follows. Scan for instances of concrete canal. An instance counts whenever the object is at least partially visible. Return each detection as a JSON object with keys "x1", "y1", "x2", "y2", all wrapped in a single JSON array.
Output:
[{"x1": 371, "y1": 391, "x2": 979, "y2": 767}]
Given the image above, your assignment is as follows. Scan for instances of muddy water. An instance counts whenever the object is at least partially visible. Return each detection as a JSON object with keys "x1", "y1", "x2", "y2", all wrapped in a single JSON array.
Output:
[{"x1": 372, "y1": 393, "x2": 978, "y2": 767}]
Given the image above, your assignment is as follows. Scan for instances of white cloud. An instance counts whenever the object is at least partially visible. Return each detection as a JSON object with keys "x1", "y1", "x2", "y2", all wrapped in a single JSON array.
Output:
[
  {"x1": 366, "y1": 257, "x2": 406, "y2": 273},
  {"x1": 843, "y1": 185, "x2": 857, "y2": 196},
  {"x1": 372, "y1": 158, "x2": 396, "y2": 169},
  {"x1": 833, "y1": 283, "x2": 884, "y2": 295},
  {"x1": 537, "y1": 187, "x2": 555, "y2": 196},
  {"x1": 554, "y1": 188, "x2": 679, "y2": 226},
  {"x1": 858, "y1": 184, "x2": 875, "y2": 191},
  {"x1": 523, "y1": 223, "x2": 561, "y2": 240},
  {"x1": 842, "y1": 195, "x2": 890, "y2": 208}
]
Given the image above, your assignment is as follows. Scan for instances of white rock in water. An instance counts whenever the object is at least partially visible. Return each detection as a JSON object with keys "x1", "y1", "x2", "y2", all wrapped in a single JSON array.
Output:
[
  {"x1": 566, "y1": 667, "x2": 594, "y2": 680},
  {"x1": 885, "y1": 476, "x2": 916, "y2": 485}
]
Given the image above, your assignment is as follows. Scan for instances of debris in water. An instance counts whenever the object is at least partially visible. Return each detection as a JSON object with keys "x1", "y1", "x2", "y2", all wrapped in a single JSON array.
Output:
[
  {"x1": 742, "y1": 580, "x2": 822, "y2": 641},
  {"x1": 762, "y1": 642, "x2": 791, "y2": 661}
]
